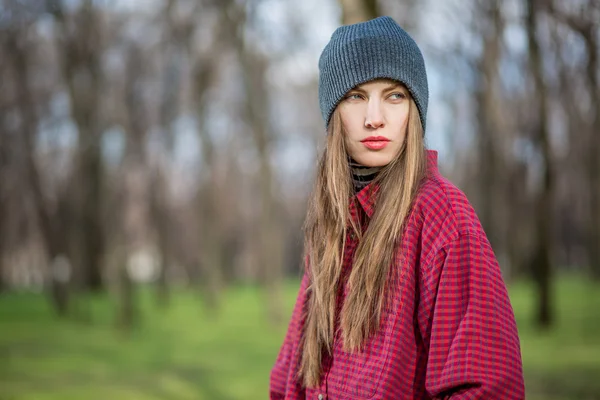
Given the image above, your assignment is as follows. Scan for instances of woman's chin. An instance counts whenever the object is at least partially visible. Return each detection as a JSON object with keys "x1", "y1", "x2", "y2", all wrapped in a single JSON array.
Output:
[{"x1": 355, "y1": 153, "x2": 393, "y2": 168}]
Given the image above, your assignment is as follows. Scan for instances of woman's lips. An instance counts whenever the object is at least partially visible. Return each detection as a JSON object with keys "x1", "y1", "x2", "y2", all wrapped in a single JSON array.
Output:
[{"x1": 361, "y1": 136, "x2": 390, "y2": 150}]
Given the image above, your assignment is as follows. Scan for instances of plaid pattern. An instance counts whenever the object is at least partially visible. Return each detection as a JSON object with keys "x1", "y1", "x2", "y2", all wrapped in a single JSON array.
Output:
[{"x1": 270, "y1": 150, "x2": 525, "y2": 399}]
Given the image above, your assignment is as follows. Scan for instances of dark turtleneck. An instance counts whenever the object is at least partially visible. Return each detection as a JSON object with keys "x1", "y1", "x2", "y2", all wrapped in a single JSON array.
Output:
[{"x1": 349, "y1": 159, "x2": 382, "y2": 192}]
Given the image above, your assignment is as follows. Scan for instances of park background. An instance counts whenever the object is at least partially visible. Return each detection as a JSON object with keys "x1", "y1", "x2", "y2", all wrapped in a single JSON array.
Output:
[{"x1": 1, "y1": 0, "x2": 599, "y2": 399}]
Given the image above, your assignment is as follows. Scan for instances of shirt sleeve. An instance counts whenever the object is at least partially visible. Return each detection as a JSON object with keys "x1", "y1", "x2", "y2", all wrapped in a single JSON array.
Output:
[
  {"x1": 418, "y1": 233, "x2": 525, "y2": 400},
  {"x1": 269, "y1": 271, "x2": 309, "y2": 400}
]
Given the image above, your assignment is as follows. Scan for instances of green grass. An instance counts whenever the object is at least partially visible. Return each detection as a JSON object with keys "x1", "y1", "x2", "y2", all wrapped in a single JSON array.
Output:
[
  {"x1": 0, "y1": 284, "x2": 297, "y2": 400},
  {"x1": 0, "y1": 277, "x2": 599, "y2": 399},
  {"x1": 510, "y1": 277, "x2": 600, "y2": 400}
]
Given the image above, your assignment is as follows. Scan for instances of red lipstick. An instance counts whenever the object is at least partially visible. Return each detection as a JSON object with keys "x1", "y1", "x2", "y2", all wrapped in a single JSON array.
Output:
[{"x1": 361, "y1": 136, "x2": 390, "y2": 150}]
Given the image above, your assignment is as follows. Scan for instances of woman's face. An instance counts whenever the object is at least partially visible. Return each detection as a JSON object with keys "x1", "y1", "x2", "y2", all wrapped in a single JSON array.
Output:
[{"x1": 338, "y1": 79, "x2": 409, "y2": 167}]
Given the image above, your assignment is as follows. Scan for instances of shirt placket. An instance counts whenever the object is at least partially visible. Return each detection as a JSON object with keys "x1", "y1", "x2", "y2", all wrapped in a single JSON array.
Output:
[{"x1": 317, "y1": 215, "x2": 359, "y2": 400}]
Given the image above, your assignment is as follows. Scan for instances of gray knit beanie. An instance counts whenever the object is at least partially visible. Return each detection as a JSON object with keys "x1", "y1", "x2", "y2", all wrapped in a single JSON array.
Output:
[{"x1": 318, "y1": 16, "x2": 429, "y2": 133}]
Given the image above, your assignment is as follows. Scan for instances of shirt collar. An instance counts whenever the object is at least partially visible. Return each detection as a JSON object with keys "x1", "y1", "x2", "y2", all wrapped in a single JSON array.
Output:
[{"x1": 353, "y1": 150, "x2": 439, "y2": 219}]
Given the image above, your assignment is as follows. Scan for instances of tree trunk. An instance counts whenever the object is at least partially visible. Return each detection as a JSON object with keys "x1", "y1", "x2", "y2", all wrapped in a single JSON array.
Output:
[
  {"x1": 75, "y1": 143, "x2": 105, "y2": 292},
  {"x1": 152, "y1": 0, "x2": 182, "y2": 307},
  {"x1": 116, "y1": 252, "x2": 135, "y2": 332},
  {"x1": 339, "y1": 0, "x2": 380, "y2": 24},
  {"x1": 506, "y1": 162, "x2": 529, "y2": 281},
  {"x1": 526, "y1": 0, "x2": 554, "y2": 328},
  {"x1": 0, "y1": 136, "x2": 7, "y2": 294},
  {"x1": 8, "y1": 30, "x2": 71, "y2": 315},
  {"x1": 51, "y1": 1, "x2": 106, "y2": 293},
  {"x1": 476, "y1": 1, "x2": 503, "y2": 250},
  {"x1": 258, "y1": 156, "x2": 285, "y2": 325},
  {"x1": 185, "y1": 2, "x2": 232, "y2": 311},
  {"x1": 548, "y1": 0, "x2": 600, "y2": 282},
  {"x1": 116, "y1": 42, "x2": 152, "y2": 330},
  {"x1": 0, "y1": 236, "x2": 5, "y2": 294},
  {"x1": 197, "y1": 184, "x2": 223, "y2": 313},
  {"x1": 115, "y1": 158, "x2": 144, "y2": 331},
  {"x1": 582, "y1": 25, "x2": 600, "y2": 281},
  {"x1": 222, "y1": 0, "x2": 284, "y2": 323},
  {"x1": 151, "y1": 171, "x2": 171, "y2": 308},
  {"x1": 190, "y1": 72, "x2": 224, "y2": 312}
]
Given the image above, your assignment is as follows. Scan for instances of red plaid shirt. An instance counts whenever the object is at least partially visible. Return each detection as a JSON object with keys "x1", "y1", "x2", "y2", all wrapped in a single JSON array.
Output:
[{"x1": 270, "y1": 150, "x2": 525, "y2": 399}]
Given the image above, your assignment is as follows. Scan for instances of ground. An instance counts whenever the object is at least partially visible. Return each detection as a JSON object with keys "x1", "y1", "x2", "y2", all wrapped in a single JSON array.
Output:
[{"x1": 1, "y1": 276, "x2": 599, "y2": 399}]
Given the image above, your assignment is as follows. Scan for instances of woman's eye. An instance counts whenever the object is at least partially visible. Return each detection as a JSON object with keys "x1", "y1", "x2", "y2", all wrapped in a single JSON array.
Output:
[
  {"x1": 389, "y1": 92, "x2": 406, "y2": 100},
  {"x1": 346, "y1": 93, "x2": 363, "y2": 100}
]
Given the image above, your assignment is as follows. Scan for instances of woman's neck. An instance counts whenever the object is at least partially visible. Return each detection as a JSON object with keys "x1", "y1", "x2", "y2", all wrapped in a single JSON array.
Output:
[{"x1": 349, "y1": 159, "x2": 382, "y2": 192}]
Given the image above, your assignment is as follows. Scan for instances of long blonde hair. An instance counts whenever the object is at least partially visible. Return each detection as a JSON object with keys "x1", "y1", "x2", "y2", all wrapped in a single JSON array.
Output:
[{"x1": 298, "y1": 93, "x2": 427, "y2": 388}]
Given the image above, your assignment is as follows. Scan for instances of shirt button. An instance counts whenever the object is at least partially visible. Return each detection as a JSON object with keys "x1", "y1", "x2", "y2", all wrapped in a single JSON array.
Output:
[{"x1": 318, "y1": 395, "x2": 324, "y2": 400}]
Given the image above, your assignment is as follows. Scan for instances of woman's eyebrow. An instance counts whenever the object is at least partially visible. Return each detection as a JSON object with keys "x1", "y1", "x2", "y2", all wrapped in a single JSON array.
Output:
[
  {"x1": 348, "y1": 87, "x2": 367, "y2": 94},
  {"x1": 351, "y1": 84, "x2": 405, "y2": 94},
  {"x1": 383, "y1": 84, "x2": 405, "y2": 92}
]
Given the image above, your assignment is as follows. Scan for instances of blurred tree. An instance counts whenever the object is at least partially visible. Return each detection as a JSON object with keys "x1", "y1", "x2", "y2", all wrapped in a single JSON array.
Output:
[
  {"x1": 547, "y1": 1, "x2": 600, "y2": 280},
  {"x1": 526, "y1": 0, "x2": 555, "y2": 328},
  {"x1": 184, "y1": 0, "x2": 228, "y2": 311},
  {"x1": 5, "y1": 30, "x2": 70, "y2": 315},
  {"x1": 228, "y1": 0, "x2": 286, "y2": 323},
  {"x1": 0, "y1": 126, "x2": 8, "y2": 294},
  {"x1": 48, "y1": 0, "x2": 106, "y2": 293},
  {"x1": 550, "y1": 2, "x2": 600, "y2": 281},
  {"x1": 151, "y1": 0, "x2": 181, "y2": 308},
  {"x1": 115, "y1": 42, "x2": 153, "y2": 330},
  {"x1": 0, "y1": 0, "x2": 597, "y2": 340},
  {"x1": 150, "y1": 167, "x2": 173, "y2": 308},
  {"x1": 474, "y1": 0, "x2": 504, "y2": 252},
  {"x1": 339, "y1": 0, "x2": 380, "y2": 24}
]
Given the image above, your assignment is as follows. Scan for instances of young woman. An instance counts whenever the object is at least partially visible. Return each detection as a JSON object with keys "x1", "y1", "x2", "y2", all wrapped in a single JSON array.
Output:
[{"x1": 270, "y1": 16, "x2": 525, "y2": 399}]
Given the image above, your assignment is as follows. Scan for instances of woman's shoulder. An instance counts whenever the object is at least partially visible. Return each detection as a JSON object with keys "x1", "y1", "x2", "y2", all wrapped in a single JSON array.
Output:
[{"x1": 411, "y1": 170, "x2": 485, "y2": 240}]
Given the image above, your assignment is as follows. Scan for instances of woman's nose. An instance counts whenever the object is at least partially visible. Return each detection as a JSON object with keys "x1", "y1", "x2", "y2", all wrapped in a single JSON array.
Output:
[{"x1": 365, "y1": 100, "x2": 384, "y2": 129}]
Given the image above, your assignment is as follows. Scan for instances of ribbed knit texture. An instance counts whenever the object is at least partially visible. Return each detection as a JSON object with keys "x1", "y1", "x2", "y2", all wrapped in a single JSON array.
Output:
[
  {"x1": 318, "y1": 16, "x2": 429, "y2": 133},
  {"x1": 349, "y1": 159, "x2": 381, "y2": 192}
]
